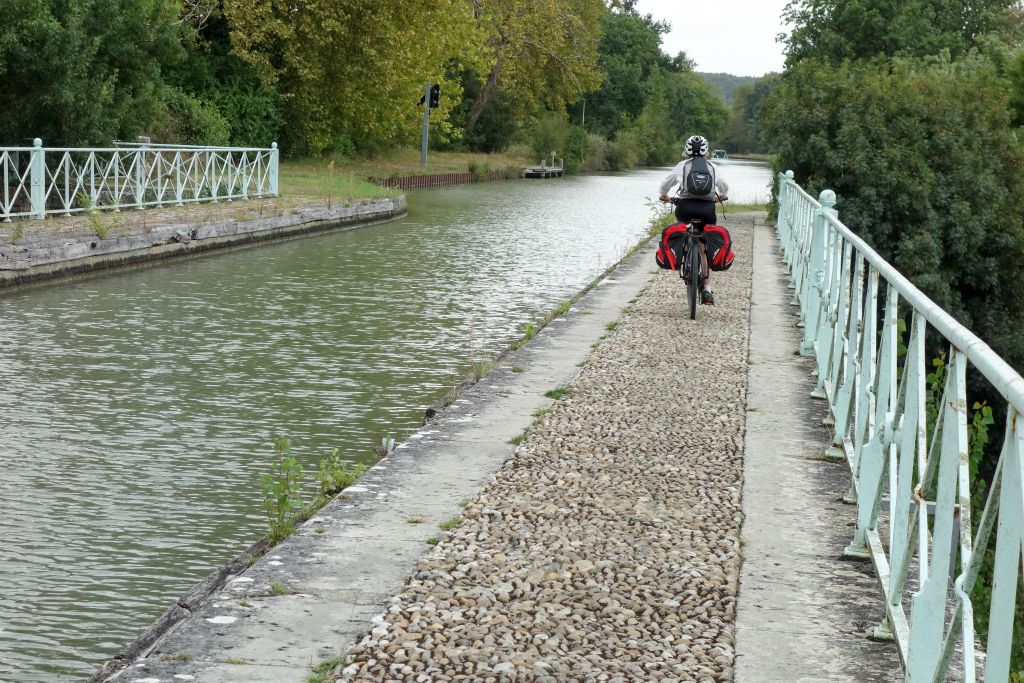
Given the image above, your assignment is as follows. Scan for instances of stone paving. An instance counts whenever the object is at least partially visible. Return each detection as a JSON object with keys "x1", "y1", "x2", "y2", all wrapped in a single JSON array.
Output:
[{"x1": 336, "y1": 223, "x2": 754, "y2": 682}]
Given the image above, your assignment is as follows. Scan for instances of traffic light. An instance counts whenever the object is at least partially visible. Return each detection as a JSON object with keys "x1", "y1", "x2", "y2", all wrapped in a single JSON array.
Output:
[{"x1": 429, "y1": 84, "x2": 440, "y2": 108}]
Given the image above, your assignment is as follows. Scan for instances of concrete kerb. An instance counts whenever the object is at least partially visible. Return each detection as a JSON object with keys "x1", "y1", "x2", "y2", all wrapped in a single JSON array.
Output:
[
  {"x1": 0, "y1": 197, "x2": 407, "y2": 290},
  {"x1": 95, "y1": 231, "x2": 663, "y2": 682}
]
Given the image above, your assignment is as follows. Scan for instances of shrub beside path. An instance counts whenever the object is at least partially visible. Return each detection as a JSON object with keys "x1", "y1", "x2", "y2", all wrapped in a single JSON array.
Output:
[{"x1": 337, "y1": 222, "x2": 754, "y2": 682}]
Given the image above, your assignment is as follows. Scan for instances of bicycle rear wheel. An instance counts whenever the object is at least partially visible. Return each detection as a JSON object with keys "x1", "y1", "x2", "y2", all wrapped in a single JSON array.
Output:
[{"x1": 686, "y1": 241, "x2": 700, "y2": 320}]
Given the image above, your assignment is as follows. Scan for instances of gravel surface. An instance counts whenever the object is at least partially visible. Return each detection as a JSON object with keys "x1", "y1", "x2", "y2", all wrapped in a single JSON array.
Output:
[{"x1": 337, "y1": 220, "x2": 755, "y2": 683}]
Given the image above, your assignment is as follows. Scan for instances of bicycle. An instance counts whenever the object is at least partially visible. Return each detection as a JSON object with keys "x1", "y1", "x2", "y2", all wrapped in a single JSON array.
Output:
[
  {"x1": 661, "y1": 195, "x2": 727, "y2": 320},
  {"x1": 665, "y1": 199, "x2": 710, "y2": 320}
]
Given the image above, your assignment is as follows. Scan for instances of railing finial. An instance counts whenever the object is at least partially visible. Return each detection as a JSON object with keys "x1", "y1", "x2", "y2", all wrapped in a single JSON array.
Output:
[
  {"x1": 33, "y1": 138, "x2": 42, "y2": 148},
  {"x1": 785, "y1": 169, "x2": 795, "y2": 180},
  {"x1": 818, "y1": 189, "x2": 837, "y2": 209}
]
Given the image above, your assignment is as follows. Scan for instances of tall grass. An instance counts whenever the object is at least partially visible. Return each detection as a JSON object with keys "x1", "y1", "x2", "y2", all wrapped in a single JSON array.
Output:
[{"x1": 280, "y1": 162, "x2": 397, "y2": 202}]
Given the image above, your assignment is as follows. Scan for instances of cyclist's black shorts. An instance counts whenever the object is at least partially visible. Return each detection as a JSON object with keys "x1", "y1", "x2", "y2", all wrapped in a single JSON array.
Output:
[{"x1": 674, "y1": 198, "x2": 716, "y2": 226}]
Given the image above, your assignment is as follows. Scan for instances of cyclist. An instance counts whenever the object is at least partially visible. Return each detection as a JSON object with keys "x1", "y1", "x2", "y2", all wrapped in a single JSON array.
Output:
[{"x1": 658, "y1": 135, "x2": 729, "y2": 304}]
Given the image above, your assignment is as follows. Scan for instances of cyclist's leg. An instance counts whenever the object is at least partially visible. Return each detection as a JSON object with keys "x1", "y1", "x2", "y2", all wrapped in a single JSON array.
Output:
[{"x1": 698, "y1": 242, "x2": 714, "y2": 304}]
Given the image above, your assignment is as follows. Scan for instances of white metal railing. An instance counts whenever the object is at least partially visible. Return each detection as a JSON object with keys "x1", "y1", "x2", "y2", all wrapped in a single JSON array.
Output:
[
  {"x1": 0, "y1": 139, "x2": 279, "y2": 221},
  {"x1": 777, "y1": 170, "x2": 1024, "y2": 682}
]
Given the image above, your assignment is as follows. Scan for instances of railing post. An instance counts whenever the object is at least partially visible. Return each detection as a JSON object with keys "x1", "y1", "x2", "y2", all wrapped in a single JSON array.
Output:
[
  {"x1": 800, "y1": 190, "x2": 837, "y2": 355},
  {"x1": 29, "y1": 138, "x2": 45, "y2": 219},
  {"x1": 907, "y1": 348, "x2": 968, "y2": 682},
  {"x1": 777, "y1": 170, "x2": 794, "y2": 261},
  {"x1": 113, "y1": 152, "x2": 122, "y2": 210},
  {"x1": 209, "y1": 152, "x2": 219, "y2": 203},
  {"x1": 226, "y1": 151, "x2": 234, "y2": 202},
  {"x1": 270, "y1": 143, "x2": 278, "y2": 193},
  {"x1": 89, "y1": 153, "x2": 97, "y2": 205},
  {"x1": 175, "y1": 151, "x2": 184, "y2": 206},
  {"x1": 812, "y1": 232, "x2": 842, "y2": 399},
  {"x1": 135, "y1": 146, "x2": 145, "y2": 209},
  {"x1": 985, "y1": 416, "x2": 1023, "y2": 682},
  {"x1": 240, "y1": 151, "x2": 250, "y2": 200}
]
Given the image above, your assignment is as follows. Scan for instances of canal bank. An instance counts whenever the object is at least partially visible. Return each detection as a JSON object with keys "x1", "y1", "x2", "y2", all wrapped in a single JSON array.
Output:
[
  {"x1": 0, "y1": 197, "x2": 406, "y2": 288},
  {"x1": 94, "y1": 210, "x2": 682, "y2": 682}
]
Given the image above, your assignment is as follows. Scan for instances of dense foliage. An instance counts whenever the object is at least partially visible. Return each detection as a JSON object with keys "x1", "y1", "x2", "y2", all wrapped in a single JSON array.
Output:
[
  {"x1": 768, "y1": 0, "x2": 1024, "y2": 369},
  {"x1": 781, "y1": 0, "x2": 1019, "y2": 67},
  {"x1": 0, "y1": 0, "x2": 729, "y2": 169},
  {"x1": 765, "y1": 55, "x2": 1024, "y2": 365},
  {"x1": 721, "y1": 74, "x2": 778, "y2": 154},
  {"x1": 697, "y1": 72, "x2": 757, "y2": 106},
  {"x1": 0, "y1": 0, "x2": 188, "y2": 146}
]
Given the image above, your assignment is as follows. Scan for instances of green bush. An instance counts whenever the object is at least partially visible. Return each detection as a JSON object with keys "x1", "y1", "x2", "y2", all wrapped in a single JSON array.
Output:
[
  {"x1": 524, "y1": 113, "x2": 571, "y2": 163},
  {"x1": 563, "y1": 125, "x2": 589, "y2": 174},
  {"x1": 764, "y1": 54, "x2": 1024, "y2": 371},
  {"x1": 606, "y1": 131, "x2": 641, "y2": 171},
  {"x1": 577, "y1": 134, "x2": 610, "y2": 172},
  {"x1": 208, "y1": 77, "x2": 283, "y2": 148},
  {"x1": 154, "y1": 87, "x2": 230, "y2": 145}
]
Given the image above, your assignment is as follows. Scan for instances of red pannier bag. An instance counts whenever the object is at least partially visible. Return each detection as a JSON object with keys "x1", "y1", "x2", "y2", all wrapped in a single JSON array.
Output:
[
  {"x1": 704, "y1": 225, "x2": 734, "y2": 271},
  {"x1": 655, "y1": 223, "x2": 689, "y2": 270}
]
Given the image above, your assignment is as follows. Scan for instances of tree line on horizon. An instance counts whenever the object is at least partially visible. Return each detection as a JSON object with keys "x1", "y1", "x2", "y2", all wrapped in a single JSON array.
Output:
[{"x1": 0, "y1": 0, "x2": 744, "y2": 171}]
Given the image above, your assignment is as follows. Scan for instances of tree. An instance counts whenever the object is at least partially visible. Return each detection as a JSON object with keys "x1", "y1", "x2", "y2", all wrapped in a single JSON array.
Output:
[
  {"x1": 663, "y1": 71, "x2": 729, "y2": 145},
  {"x1": 582, "y1": 7, "x2": 669, "y2": 136},
  {"x1": 721, "y1": 74, "x2": 779, "y2": 153},
  {"x1": 463, "y1": 0, "x2": 605, "y2": 136},
  {"x1": 0, "y1": 0, "x2": 186, "y2": 146},
  {"x1": 763, "y1": 55, "x2": 1024, "y2": 368},
  {"x1": 225, "y1": 0, "x2": 485, "y2": 154},
  {"x1": 696, "y1": 72, "x2": 757, "y2": 107},
  {"x1": 781, "y1": 0, "x2": 1020, "y2": 67},
  {"x1": 167, "y1": 8, "x2": 282, "y2": 147}
]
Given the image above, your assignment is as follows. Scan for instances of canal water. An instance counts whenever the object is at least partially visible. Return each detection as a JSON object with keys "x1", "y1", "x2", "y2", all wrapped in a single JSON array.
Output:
[{"x1": 0, "y1": 160, "x2": 770, "y2": 681}]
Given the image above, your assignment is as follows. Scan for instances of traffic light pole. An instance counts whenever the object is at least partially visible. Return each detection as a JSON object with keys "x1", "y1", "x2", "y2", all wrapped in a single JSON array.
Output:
[{"x1": 421, "y1": 81, "x2": 430, "y2": 168}]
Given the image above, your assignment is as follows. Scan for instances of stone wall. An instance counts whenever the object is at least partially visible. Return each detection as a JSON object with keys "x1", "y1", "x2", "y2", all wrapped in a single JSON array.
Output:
[{"x1": 0, "y1": 197, "x2": 406, "y2": 287}]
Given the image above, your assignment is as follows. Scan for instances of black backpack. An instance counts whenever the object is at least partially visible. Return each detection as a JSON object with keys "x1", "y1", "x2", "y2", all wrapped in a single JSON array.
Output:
[{"x1": 685, "y1": 156, "x2": 715, "y2": 196}]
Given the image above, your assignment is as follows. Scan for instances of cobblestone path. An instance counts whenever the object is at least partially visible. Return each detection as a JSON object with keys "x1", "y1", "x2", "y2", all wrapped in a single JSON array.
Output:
[{"x1": 338, "y1": 221, "x2": 756, "y2": 683}]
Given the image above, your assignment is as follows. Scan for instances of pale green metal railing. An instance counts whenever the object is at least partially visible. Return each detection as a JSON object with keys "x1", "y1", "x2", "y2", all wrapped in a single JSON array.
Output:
[
  {"x1": 0, "y1": 139, "x2": 279, "y2": 221},
  {"x1": 777, "y1": 170, "x2": 1024, "y2": 682}
]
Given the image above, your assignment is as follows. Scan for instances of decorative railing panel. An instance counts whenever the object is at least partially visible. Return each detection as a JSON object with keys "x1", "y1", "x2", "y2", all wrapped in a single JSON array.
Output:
[
  {"x1": 777, "y1": 170, "x2": 1024, "y2": 682},
  {"x1": 0, "y1": 139, "x2": 278, "y2": 221}
]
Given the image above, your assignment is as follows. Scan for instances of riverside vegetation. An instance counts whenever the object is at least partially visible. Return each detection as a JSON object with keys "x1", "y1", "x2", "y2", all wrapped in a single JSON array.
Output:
[
  {"x1": 3, "y1": 1, "x2": 733, "y2": 180},
  {"x1": 261, "y1": 438, "x2": 367, "y2": 544}
]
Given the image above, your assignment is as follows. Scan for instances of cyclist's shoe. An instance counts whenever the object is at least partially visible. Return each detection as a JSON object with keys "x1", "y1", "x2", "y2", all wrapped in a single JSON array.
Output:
[{"x1": 701, "y1": 289, "x2": 715, "y2": 305}]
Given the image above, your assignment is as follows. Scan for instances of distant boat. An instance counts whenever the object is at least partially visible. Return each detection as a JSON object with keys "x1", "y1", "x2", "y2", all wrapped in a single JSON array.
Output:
[{"x1": 711, "y1": 149, "x2": 727, "y2": 159}]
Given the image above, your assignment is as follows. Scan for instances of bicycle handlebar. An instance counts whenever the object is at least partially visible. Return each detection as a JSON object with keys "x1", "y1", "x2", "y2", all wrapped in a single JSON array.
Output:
[{"x1": 664, "y1": 194, "x2": 728, "y2": 204}]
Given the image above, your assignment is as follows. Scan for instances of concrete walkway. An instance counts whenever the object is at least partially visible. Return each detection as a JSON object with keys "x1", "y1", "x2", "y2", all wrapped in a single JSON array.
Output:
[
  {"x1": 734, "y1": 225, "x2": 902, "y2": 681},
  {"x1": 104, "y1": 214, "x2": 903, "y2": 683}
]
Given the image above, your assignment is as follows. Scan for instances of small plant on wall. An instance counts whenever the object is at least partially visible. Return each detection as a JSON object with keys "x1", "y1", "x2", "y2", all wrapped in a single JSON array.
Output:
[{"x1": 261, "y1": 437, "x2": 304, "y2": 543}]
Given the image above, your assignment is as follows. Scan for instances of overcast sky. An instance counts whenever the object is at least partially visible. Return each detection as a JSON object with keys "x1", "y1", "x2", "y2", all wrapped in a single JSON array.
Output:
[{"x1": 632, "y1": 0, "x2": 790, "y2": 76}]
